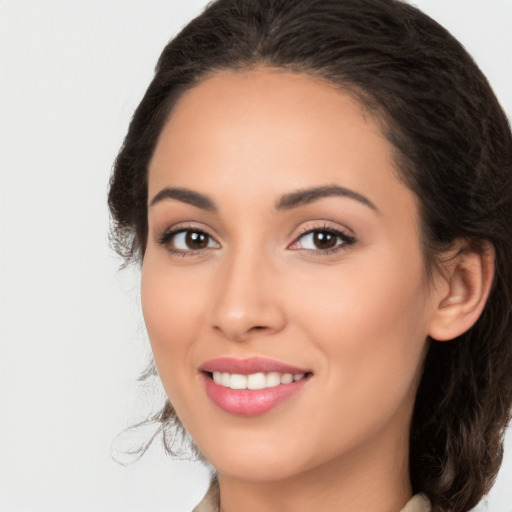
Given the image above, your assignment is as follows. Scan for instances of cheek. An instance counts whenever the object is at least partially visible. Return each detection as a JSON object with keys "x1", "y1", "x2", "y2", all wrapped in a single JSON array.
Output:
[
  {"x1": 140, "y1": 255, "x2": 207, "y2": 395},
  {"x1": 291, "y1": 249, "x2": 430, "y2": 342},
  {"x1": 288, "y1": 250, "x2": 431, "y2": 421}
]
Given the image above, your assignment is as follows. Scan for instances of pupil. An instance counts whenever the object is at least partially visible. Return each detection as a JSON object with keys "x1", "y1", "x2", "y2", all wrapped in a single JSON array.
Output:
[
  {"x1": 186, "y1": 231, "x2": 208, "y2": 249},
  {"x1": 314, "y1": 231, "x2": 337, "y2": 249}
]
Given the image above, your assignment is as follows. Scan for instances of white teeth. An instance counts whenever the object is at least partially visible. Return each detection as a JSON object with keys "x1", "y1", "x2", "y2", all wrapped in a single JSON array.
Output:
[
  {"x1": 247, "y1": 372, "x2": 266, "y2": 390},
  {"x1": 280, "y1": 373, "x2": 293, "y2": 384},
  {"x1": 266, "y1": 372, "x2": 281, "y2": 387},
  {"x1": 221, "y1": 372, "x2": 230, "y2": 387},
  {"x1": 229, "y1": 374, "x2": 247, "y2": 389},
  {"x1": 211, "y1": 371, "x2": 307, "y2": 389}
]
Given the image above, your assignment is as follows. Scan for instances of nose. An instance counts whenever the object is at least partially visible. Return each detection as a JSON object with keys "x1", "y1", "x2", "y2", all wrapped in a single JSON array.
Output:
[{"x1": 210, "y1": 250, "x2": 287, "y2": 342}]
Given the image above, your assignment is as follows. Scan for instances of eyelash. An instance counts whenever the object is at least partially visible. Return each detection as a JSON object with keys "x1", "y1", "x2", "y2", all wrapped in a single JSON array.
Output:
[
  {"x1": 157, "y1": 224, "x2": 356, "y2": 257},
  {"x1": 289, "y1": 225, "x2": 356, "y2": 255},
  {"x1": 157, "y1": 224, "x2": 217, "y2": 257}
]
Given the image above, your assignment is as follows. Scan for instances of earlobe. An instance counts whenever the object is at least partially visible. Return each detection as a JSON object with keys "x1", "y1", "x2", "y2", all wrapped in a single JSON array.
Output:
[{"x1": 428, "y1": 241, "x2": 495, "y2": 342}]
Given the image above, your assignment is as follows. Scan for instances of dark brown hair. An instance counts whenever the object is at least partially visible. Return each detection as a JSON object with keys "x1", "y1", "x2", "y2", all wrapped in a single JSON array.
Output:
[{"x1": 108, "y1": 1, "x2": 512, "y2": 510}]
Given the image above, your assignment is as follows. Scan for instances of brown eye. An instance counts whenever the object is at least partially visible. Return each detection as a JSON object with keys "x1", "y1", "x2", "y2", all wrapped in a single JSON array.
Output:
[
  {"x1": 312, "y1": 231, "x2": 337, "y2": 249},
  {"x1": 159, "y1": 229, "x2": 220, "y2": 253},
  {"x1": 289, "y1": 227, "x2": 356, "y2": 254},
  {"x1": 185, "y1": 231, "x2": 209, "y2": 249}
]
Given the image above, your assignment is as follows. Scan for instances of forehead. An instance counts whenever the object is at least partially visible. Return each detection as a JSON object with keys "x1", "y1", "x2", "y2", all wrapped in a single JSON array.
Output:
[
  {"x1": 167, "y1": 67, "x2": 375, "y2": 131},
  {"x1": 148, "y1": 67, "x2": 417, "y2": 224}
]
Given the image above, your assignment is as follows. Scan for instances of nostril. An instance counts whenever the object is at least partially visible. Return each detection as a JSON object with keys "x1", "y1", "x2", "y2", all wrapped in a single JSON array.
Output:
[{"x1": 210, "y1": 299, "x2": 287, "y2": 341}]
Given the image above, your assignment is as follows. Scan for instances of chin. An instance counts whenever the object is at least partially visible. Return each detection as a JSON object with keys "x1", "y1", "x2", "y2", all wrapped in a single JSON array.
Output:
[
  {"x1": 191, "y1": 429, "x2": 311, "y2": 482},
  {"x1": 208, "y1": 452, "x2": 309, "y2": 483}
]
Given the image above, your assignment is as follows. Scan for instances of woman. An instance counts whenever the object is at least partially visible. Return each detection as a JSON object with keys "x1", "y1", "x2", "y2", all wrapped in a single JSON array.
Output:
[{"x1": 108, "y1": 0, "x2": 512, "y2": 511}]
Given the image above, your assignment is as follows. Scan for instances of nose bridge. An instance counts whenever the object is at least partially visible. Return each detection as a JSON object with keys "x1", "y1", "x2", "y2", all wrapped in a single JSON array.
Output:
[{"x1": 210, "y1": 241, "x2": 285, "y2": 341}]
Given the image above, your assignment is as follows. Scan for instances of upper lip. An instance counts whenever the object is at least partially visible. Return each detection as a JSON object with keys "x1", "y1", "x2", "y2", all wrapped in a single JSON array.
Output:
[{"x1": 200, "y1": 357, "x2": 311, "y2": 375}]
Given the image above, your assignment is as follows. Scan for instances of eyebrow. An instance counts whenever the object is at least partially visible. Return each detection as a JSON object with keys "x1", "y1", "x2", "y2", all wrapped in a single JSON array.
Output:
[
  {"x1": 150, "y1": 187, "x2": 217, "y2": 211},
  {"x1": 149, "y1": 184, "x2": 377, "y2": 213},
  {"x1": 275, "y1": 185, "x2": 378, "y2": 212}
]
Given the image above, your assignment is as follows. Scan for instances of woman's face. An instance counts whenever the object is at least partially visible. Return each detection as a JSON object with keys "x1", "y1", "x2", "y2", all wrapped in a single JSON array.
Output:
[{"x1": 142, "y1": 69, "x2": 443, "y2": 483}]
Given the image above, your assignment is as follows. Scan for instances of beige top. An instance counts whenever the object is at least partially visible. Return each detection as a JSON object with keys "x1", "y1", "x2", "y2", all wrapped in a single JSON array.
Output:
[{"x1": 192, "y1": 481, "x2": 431, "y2": 512}]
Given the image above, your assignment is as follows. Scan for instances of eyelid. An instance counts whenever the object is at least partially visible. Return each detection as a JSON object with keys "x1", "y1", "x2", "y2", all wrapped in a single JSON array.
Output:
[
  {"x1": 155, "y1": 220, "x2": 356, "y2": 257},
  {"x1": 288, "y1": 222, "x2": 356, "y2": 254},
  {"x1": 157, "y1": 222, "x2": 221, "y2": 255},
  {"x1": 156, "y1": 220, "x2": 217, "y2": 240},
  {"x1": 294, "y1": 222, "x2": 354, "y2": 238}
]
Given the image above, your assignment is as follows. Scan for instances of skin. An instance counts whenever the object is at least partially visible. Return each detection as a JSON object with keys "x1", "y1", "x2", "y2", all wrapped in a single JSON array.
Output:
[{"x1": 141, "y1": 68, "x2": 459, "y2": 512}]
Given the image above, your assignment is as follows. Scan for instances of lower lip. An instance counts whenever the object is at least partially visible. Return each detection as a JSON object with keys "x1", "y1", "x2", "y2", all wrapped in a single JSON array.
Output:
[{"x1": 202, "y1": 374, "x2": 310, "y2": 416}]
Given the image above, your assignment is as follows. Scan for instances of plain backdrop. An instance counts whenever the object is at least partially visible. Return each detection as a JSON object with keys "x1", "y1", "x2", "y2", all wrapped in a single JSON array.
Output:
[{"x1": 1, "y1": 1, "x2": 511, "y2": 511}]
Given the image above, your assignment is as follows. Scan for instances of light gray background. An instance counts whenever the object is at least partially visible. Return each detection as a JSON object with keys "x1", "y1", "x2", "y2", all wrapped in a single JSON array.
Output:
[{"x1": 1, "y1": 1, "x2": 511, "y2": 511}]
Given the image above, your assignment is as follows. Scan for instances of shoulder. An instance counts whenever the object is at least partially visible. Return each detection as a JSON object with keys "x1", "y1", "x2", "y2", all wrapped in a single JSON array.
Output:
[
  {"x1": 192, "y1": 485, "x2": 431, "y2": 512},
  {"x1": 192, "y1": 480, "x2": 220, "y2": 512},
  {"x1": 400, "y1": 494, "x2": 431, "y2": 512}
]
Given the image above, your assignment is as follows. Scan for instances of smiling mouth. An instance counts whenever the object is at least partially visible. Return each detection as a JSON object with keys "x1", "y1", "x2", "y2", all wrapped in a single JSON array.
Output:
[
  {"x1": 199, "y1": 357, "x2": 313, "y2": 416},
  {"x1": 205, "y1": 371, "x2": 311, "y2": 390},
  {"x1": 201, "y1": 363, "x2": 313, "y2": 416}
]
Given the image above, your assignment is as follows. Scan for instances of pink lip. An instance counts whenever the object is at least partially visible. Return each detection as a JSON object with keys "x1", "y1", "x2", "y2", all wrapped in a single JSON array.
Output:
[
  {"x1": 200, "y1": 357, "x2": 312, "y2": 417},
  {"x1": 200, "y1": 357, "x2": 310, "y2": 375}
]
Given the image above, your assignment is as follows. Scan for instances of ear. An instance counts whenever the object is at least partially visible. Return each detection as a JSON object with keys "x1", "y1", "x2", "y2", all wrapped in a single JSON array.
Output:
[{"x1": 428, "y1": 241, "x2": 495, "y2": 341}]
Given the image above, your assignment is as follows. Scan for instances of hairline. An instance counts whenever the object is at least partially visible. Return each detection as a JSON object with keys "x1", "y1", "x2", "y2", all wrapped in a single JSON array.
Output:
[{"x1": 143, "y1": 61, "x2": 442, "y2": 281}]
